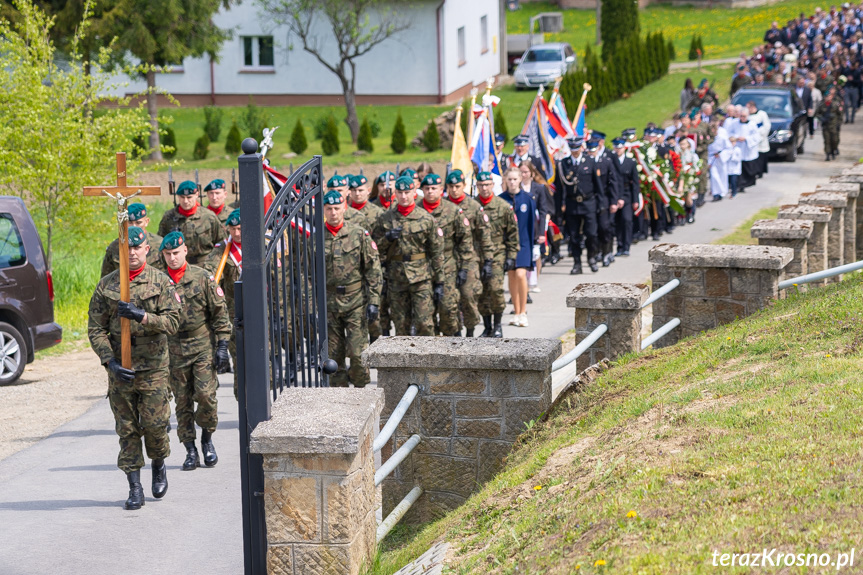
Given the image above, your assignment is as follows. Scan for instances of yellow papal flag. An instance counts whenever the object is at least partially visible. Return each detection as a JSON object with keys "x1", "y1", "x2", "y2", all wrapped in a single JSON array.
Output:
[{"x1": 451, "y1": 107, "x2": 474, "y2": 192}]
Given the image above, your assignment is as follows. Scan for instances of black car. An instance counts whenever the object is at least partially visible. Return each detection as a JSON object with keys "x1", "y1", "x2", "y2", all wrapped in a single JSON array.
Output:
[{"x1": 731, "y1": 85, "x2": 807, "y2": 162}]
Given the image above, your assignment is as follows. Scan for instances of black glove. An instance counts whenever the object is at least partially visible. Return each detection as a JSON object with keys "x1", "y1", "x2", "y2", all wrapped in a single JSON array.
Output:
[
  {"x1": 106, "y1": 358, "x2": 135, "y2": 383},
  {"x1": 481, "y1": 259, "x2": 494, "y2": 282},
  {"x1": 455, "y1": 269, "x2": 468, "y2": 288},
  {"x1": 117, "y1": 300, "x2": 145, "y2": 323},
  {"x1": 432, "y1": 283, "x2": 444, "y2": 303},
  {"x1": 215, "y1": 340, "x2": 231, "y2": 374},
  {"x1": 385, "y1": 227, "x2": 402, "y2": 241},
  {"x1": 366, "y1": 304, "x2": 379, "y2": 322},
  {"x1": 503, "y1": 258, "x2": 517, "y2": 272}
]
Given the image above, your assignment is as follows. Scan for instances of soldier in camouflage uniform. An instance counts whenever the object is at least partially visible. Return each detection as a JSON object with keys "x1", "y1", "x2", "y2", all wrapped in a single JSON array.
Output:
[
  {"x1": 475, "y1": 172, "x2": 519, "y2": 338},
  {"x1": 323, "y1": 190, "x2": 382, "y2": 386},
  {"x1": 158, "y1": 180, "x2": 223, "y2": 264},
  {"x1": 328, "y1": 174, "x2": 365, "y2": 229},
  {"x1": 417, "y1": 173, "x2": 474, "y2": 336},
  {"x1": 204, "y1": 178, "x2": 230, "y2": 226},
  {"x1": 693, "y1": 108, "x2": 714, "y2": 207},
  {"x1": 372, "y1": 171, "x2": 395, "y2": 210},
  {"x1": 101, "y1": 203, "x2": 162, "y2": 277},
  {"x1": 161, "y1": 231, "x2": 231, "y2": 471},
  {"x1": 817, "y1": 86, "x2": 843, "y2": 161},
  {"x1": 372, "y1": 176, "x2": 444, "y2": 336},
  {"x1": 88, "y1": 226, "x2": 181, "y2": 510},
  {"x1": 347, "y1": 174, "x2": 385, "y2": 343},
  {"x1": 371, "y1": 172, "x2": 395, "y2": 337},
  {"x1": 445, "y1": 170, "x2": 493, "y2": 337}
]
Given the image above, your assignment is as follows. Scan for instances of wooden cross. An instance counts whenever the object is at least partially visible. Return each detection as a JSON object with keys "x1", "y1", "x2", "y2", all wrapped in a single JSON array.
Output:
[{"x1": 83, "y1": 153, "x2": 161, "y2": 368}]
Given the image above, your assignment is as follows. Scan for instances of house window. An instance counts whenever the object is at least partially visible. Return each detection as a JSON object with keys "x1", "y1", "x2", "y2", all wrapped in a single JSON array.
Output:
[
  {"x1": 457, "y1": 26, "x2": 466, "y2": 66},
  {"x1": 242, "y1": 36, "x2": 275, "y2": 69},
  {"x1": 480, "y1": 16, "x2": 488, "y2": 54}
]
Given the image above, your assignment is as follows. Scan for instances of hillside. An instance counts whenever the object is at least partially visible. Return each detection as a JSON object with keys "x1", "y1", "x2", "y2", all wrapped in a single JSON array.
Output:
[{"x1": 376, "y1": 274, "x2": 863, "y2": 574}]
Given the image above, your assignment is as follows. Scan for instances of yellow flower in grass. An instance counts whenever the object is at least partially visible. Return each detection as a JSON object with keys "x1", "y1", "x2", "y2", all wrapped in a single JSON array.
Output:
[
  {"x1": 534, "y1": 485, "x2": 543, "y2": 491},
  {"x1": 594, "y1": 559, "x2": 607, "y2": 567},
  {"x1": 627, "y1": 510, "x2": 638, "y2": 518}
]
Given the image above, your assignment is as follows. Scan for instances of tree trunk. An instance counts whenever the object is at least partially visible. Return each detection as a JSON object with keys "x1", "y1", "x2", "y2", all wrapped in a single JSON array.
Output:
[
  {"x1": 341, "y1": 64, "x2": 360, "y2": 143},
  {"x1": 146, "y1": 69, "x2": 163, "y2": 161}
]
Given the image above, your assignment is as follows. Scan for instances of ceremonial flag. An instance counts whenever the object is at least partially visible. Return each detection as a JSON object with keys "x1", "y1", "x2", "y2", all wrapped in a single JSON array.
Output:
[
  {"x1": 573, "y1": 107, "x2": 586, "y2": 137},
  {"x1": 451, "y1": 108, "x2": 473, "y2": 183},
  {"x1": 539, "y1": 97, "x2": 568, "y2": 153},
  {"x1": 469, "y1": 112, "x2": 501, "y2": 176},
  {"x1": 262, "y1": 162, "x2": 285, "y2": 213},
  {"x1": 526, "y1": 108, "x2": 554, "y2": 182},
  {"x1": 551, "y1": 93, "x2": 575, "y2": 137}
]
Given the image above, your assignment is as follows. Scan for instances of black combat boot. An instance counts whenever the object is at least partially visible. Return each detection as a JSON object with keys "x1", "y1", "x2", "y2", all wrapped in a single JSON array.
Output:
[
  {"x1": 588, "y1": 257, "x2": 599, "y2": 273},
  {"x1": 165, "y1": 420, "x2": 171, "y2": 434},
  {"x1": 492, "y1": 313, "x2": 503, "y2": 338},
  {"x1": 151, "y1": 459, "x2": 168, "y2": 499},
  {"x1": 201, "y1": 430, "x2": 218, "y2": 467},
  {"x1": 479, "y1": 315, "x2": 493, "y2": 337},
  {"x1": 124, "y1": 470, "x2": 145, "y2": 510},
  {"x1": 570, "y1": 263, "x2": 583, "y2": 275},
  {"x1": 382, "y1": 329, "x2": 390, "y2": 337},
  {"x1": 182, "y1": 441, "x2": 200, "y2": 471},
  {"x1": 465, "y1": 328, "x2": 474, "y2": 337}
]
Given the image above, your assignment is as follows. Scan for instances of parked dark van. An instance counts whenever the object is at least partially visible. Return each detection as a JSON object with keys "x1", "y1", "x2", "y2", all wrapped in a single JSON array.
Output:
[{"x1": 0, "y1": 197, "x2": 62, "y2": 384}]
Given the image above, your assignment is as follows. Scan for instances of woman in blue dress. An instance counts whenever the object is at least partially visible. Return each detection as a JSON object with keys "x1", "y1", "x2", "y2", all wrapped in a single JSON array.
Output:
[{"x1": 501, "y1": 167, "x2": 536, "y2": 327}]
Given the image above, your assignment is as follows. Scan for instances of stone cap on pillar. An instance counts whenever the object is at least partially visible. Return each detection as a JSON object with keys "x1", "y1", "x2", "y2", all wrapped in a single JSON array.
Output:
[
  {"x1": 363, "y1": 336, "x2": 561, "y2": 371},
  {"x1": 799, "y1": 191, "x2": 848, "y2": 208},
  {"x1": 750, "y1": 219, "x2": 814, "y2": 240},
  {"x1": 565, "y1": 282, "x2": 649, "y2": 310},
  {"x1": 842, "y1": 165, "x2": 863, "y2": 177},
  {"x1": 817, "y1": 183, "x2": 860, "y2": 198},
  {"x1": 832, "y1": 173, "x2": 863, "y2": 185},
  {"x1": 250, "y1": 387, "x2": 383, "y2": 455},
  {"x1": 648, "y1": 243, "x2": 794, "y2": 269},
  {"x1": 778, "y1": 204, "x2": 832, "y2": 222}
]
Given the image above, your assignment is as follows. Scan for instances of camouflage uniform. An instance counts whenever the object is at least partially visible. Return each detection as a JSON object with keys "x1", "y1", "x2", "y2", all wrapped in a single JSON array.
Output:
[
  {"x1": 158, "y1": 207, "x2": 224, "y2": 264},
  {"x1": 207, "y1": 205, "x2": 230, "y2": 226},
  {"x1": 373, "y1": 206, "x2": 444, "y2": 336},
  {"x1": 476, "y1": 197, "x2": 519, "y2": 316},
  {"x1": 817, "y1": 97, "x2": 843, "y2": 157},
  {"x1": 101, "y1": 231, "x2": 163, "y2": 278},
  {"x1": 349, "y1": 202, "x2": 386, "y2": 341},
  {"x1": 87, "y1": 266, "x2": 181, "y2": 473},
  {"x1": 325, "y1": 223, "x2": 382, "y2": 387},
  {"x1": 343, "y1": 206, "x2": 371, "y2": 230},
  {"x1": 448, "y1": 197, "x2": 493, "y2": 332},
  {"x1": 168, "y1": 265, "x2": 230, "y2": 442},
  {"x1": 369, "y1": 199, "x2": 393, "y2": 336},
  {"x1": 203, "y1": 241, "x2": 240, "y2": 397},
  {"x1": 694, "y1": 120, "x2": 714, "y2": 201}
]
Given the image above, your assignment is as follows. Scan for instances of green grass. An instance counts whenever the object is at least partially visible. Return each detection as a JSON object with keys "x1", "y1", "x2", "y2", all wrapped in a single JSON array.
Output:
[
  {"x1": 374, "y1": 273, "x2": 863, "y2": 573},
  {"x1": 713, "y1": 206, "x2": 780, "y2": 246}
]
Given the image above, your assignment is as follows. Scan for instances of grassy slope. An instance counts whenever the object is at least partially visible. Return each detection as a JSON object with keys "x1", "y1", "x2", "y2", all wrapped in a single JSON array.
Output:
[
  {"x1": 712, "y1": 206, "x2": 780, "y2": 246},
  {"x1": 376, "y1": 274, "x2": 863, "y2": 574}
]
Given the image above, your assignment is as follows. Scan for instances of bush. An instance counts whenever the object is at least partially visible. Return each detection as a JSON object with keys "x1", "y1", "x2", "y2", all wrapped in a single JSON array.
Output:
[
  {"x1": 193, "y1": 133, "x2": 210, "y2": 160},
  {"x1": 225, "y1": 120, "x2": 242, "y2": 155},
  {"x1": 161, "y1": 125, "x2": 177, "y2": 159},
  {"x1": 422, "y1": 119, "x2": 440, "y2": 151},
  {"x1": 369, "y1": 118, "x2": 382, "y2": 138},
  {"x1": 696, "y1": 35, "x2": 705, "y2": 58},
  {"x1": 391, "y1": 113, "x2": 407, "y2": 154},
  {"x1": 494, "y1": 107, "x2": 509, "y2": 142},
  {"x1": 357, "y1": 117, "x2": 374, "y2": 152},
  {"x1": 289, "y1": 119, "x2": 308, "y2": 155},
  {"x1": 667, "y1": 39, "x2": 676, "y2": 62},
  {"x1": 321, "y1": 115, "x2": 340, "y2": 156},
  {"x1": 203, "y1": 106, "x2": 223, "y2": 142},
  {"x1": 601, "y1": 0, "x2": 640, "y2": 60},
  {"x1": 689, "y1": 36, "x2": 698, "y2": 61},
  {"x1": 242, "y1": 97, "x2": 269, "y2": 140},
  {"x1": 312, "y1": 115, "x2": 329, "y2": 140},
  {"x1": 460, "y1": 96, "x2": 471, "y2": 136}
]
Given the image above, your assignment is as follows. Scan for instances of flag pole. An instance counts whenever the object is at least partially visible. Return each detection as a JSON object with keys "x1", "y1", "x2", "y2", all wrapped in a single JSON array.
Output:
[
  {"x1": 548, "y1": 77, "x2": 562, "y2": 110},
  {"x1": 570, "y1": 82, "x2": 592, "y2": 136},
  {"x1": 467, "y1": 88, "x2": 478, "y2": 151},
  {"x1": 484, "y1": 77, "x2": 495, "y2": 137},
  {"x1": 520, "y1": 85, "x2": 544, "y2": 136}
]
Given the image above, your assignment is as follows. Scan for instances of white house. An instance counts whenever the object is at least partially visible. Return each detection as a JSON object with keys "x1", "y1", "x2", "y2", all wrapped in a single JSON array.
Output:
[{"x1": 115, "y1": 0, "x2": 506, "y2": 106}]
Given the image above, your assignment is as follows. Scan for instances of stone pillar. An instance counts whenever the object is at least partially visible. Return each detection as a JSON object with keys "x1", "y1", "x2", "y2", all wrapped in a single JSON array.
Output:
[
  {"x1": 249, "y1": 388, "x2": 383, "y2": 575},
  {"x1": 830, "y1": 174, "x2": 863, "y2": 261},
  {"x1": 799, "y1": 191, "x2": 847, "y2": 280},
  {"x1": 778, "y1": 204, "x2": 832, "y2": 286},
  {"x1": 817, "y1": 182, "x2": 859, "y2": 265},
  {"x1": 565, "y1": 283, "x2": 649, "y2": 371},
  {"x1": 649, "y1": 244, "x2": 793, "y2": 347},
  {"x1": 364, "y1": 337, "x2": 560, "y2": 523},
  {"x1": 750, "y1": 219, "x2": 813, "y2": 292}
]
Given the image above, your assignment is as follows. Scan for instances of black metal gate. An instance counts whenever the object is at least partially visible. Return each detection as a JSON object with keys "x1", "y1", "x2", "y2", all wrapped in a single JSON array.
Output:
[{"x1": 234, "y1": 140, "x2": 335, "y2": 574}]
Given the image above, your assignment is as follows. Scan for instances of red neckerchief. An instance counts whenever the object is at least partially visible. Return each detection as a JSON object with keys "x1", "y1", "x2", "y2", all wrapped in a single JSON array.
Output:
[
  {"x1": 207, "y1": 204, "x2": 225, "y2": 216},
  {"x1": 422, "y1": 199, "x2": 441, "y2": 213},
  {"x1": 478, "y1": 194, "x2": 494, "y2": 206},
  {"x1": 448, "y1": 194, "x2": 466, "y2": 204},
  {"x1": 378, "y1": 196, "x2": 391, "y2": 208},
  {"x1": 325, "y1": 222, "x2": 344, "y2": 236},
  {"x1": 350, "y1": 201, "x2": 367, "y2": 211},
  {"x1": 129, "y1": 263, "x2": 146, "y2": 282},
  {"x1": 166, "y1": 262, "x2": 187, "y2": 284},
  {"x1": 397, "y1": 203, "x2": 415, "y2": 217},
  {"x1": 178, "y1": 204, "x2": 198, "y2": 217}
]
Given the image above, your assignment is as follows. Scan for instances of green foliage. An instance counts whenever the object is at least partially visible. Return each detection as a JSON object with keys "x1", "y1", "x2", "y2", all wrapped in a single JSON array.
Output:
[
  {"x1": 601, "y1": 0, "x2": 640, "y2": 60},
  {"x1": 390, "y1": 113, "x2": 407, "y2": 154},
  {"x1": 667, "y1": 38, "x2": 676, "y2": 61},
  {"x1": 422, "y1": 119, "x2": 440, "y2": 151},
  {"x1": 321, "y1": 114, "x2": 340, "y2": 156},
  {"x1": 357, "y1": 117, "x2": 374, "y2": 153},
  {"x1": 312, "y1": 115, "x2": 330, "y2": 140},
  {"x1": 161, "y1": 125, "x2": 177, "y2": 159},
  {"x1": 460, "y1": 96, "x2": 471, "y2": 137},
  {"x1": 289, "y1": 119, "x2": 308, "y2": 155},
  {"x1": 193, "y1": 133, "x2": 210, "y2": 160},
  {"x1": 242, "y1": 97, "x2": 270, "y2": 140},
  {"x1": 368, "y1": 118, "x2": 382, "y2": 138},
  {"x1": 225, "y1": 120, "x2": 242, "y2": 155},
  {"x1": 689, "y1": 35, "x2": 699, "y2": 60},
  {"x1": 202, "y1": 106, "x2": 222, "y2": 142},
  {"x1": 494, "y1": 107, "x2": 509, "y2": 142},
  {"x1": 697, "y1": 35, "x2": 705, "y2": 58}
]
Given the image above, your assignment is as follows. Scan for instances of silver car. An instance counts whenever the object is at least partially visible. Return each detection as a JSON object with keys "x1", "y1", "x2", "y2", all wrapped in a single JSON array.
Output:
[{"x1": 513, "y1": 43, "x2": 576, "y2": 89}]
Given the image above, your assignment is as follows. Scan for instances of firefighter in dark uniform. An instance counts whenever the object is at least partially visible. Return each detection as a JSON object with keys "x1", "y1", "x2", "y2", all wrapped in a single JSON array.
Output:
[
  {"x1": 554, "y1": 137, "x2": 603, "y2": 275},
  {"x1": 502, "y1": 134, "x2": 541, "y2": 172},
  {"x1": 609, "y1": 137, "x2": 640, "y2": 257},
  {"x1": 586, "y1": 133, "x2": 619, "y2": 267}
]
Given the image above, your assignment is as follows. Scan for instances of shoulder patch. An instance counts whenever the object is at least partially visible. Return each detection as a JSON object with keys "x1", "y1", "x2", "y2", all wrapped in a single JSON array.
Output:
[
  {"x1": 209, "y1": 275, "x2": 215, "y2": 281},
  {"x1": 519, "y1": 204, "x2": 528, "y2": 213},
  {"x1": 371, "y1": 240, "x2": 378, "y2": 250},
  {"x1": 174, "y1": 292, "x2": 182, "y2": 303},
  {"x1": 463, "y1": 217, "x2": 470, "y2": 227},
  {"x1": 364, "y1": 230, "x2": 369, "y2": 235},
  {"x1": 483, "y1": 213, "x2": 489, "y2": 223},
  {"x1": 437, "y1": 228, "x2": 444, "y2": 237},
  {"x1": 216, "y1": 286, "x2": 224, "y2": 297}
]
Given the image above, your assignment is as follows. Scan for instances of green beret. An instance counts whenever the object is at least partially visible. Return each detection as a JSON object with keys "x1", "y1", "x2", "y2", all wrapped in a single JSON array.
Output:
[
  {"x1": 324, "y1": 189, "x2": 344, "y2": 205},
  {"x1": 160, "y1": 231, "x2": 185, "y2": 251},
  {"x1": 128, "y1": 226, "x2": 147, "y2": 247},
  {"x1": 394, "y1": 176, "x2": 414, "y2": 192},
  {"x1": 226, "y1": 209, "x2": 241, "y2": 227},
  {"x1": 400, "y1": 168, "x2": 417, "y2": 179},
  {"x1": 421, "y1": 173, "x2": 442, "y2": 187},
  {"x1": 327, "y1": 175, "x2": 347, "y2": 189},
  {"x1": 476, "y1": 171, "x2": 493, "y2": 182},
  {"x1": 127, "y1": 203, "x2": 147, "y2": 222},
  {"x1": 176, "y1": 180, "x2": 197, "y2": 195},
  {"x1": 204, "y1": 179, "x2": 225, "y2": 192},
  {"x1": 376, "y1": 171, "x2": 395, "y2": 184},
  {"x1": 349, "y1": 175, "x2": 368, "y2": 188},
  {"x1": 446, "y1": 170, "x2": 465, "y2": 185}
]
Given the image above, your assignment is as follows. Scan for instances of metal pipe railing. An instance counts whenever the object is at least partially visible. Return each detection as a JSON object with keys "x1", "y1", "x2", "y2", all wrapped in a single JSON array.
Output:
[
  {"x1": 641, "y1": 317, "x2": 681, "y2": 350},
  {"x1": 779, "y1": 259, "x2": 863, "y2": 290},
  {"x1": 551, "y1": 323, "x2": 608, "y2": 372},
  {"x1": 642, "y1": 279, "x2": 680, "y2": 308},
  {"x1": 373, "y1": 385, "x2": 419, "y2": 453},
  {"x1": 375, "y1": 434, "x2": 421, "y2": 486},
  {"x1": 376, "y1": 486, "x2": 423, "y2": 543}
]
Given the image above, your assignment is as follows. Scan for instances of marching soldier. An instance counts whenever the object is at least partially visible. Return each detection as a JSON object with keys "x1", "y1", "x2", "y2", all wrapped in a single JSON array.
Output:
[
  {"x1": 587, "y1": 134, "x2": 620, "y2": 267},
  {"x1": 204, "y1": 179, "x2": 230, "y2": 226},
  {"x1": 372, "y1": 176, "x2": 444, "y2": 336},
  {"x1": 328, "y1": 174, "x2": 365, "y2": 228},
  {"x1": 160, "y1": 231, "x2": 231, "y2": 471},
  {"x1": 445, "y1": 170, "x2": 493, "y2": 337},
  {"x1": 101, "y1": 203, "x2": 162, "y2": 277},
  {"x1": 323, "y1": 190, "x2": 381, "y2": 387},
  {"x1": 817, "y1": 86, "x2": 843, "y2": 160},
  {"x1": 610, "y1": 137, "x2": 640, "y2": 257},
  {"x1": 554, "y1": 137, "x2": 603, "y2": 275},
  {"x1": 372, "y1": 171, "x2": 395, "y2": 210},
  {"x1": 693, "y1": 106, "x2": 714, "y2": 207},
  {"x1": 348, "y1": 174, "x2": 383, "y2": 229},
  {"x1": 474, "y1": 171, "x2": 518, "y2": 338},
  {"x1": 88, "y1": 226, "x2": 181, "y2": 510},
  {"x1": 371, "y1": 172, "x2": 395, "y2": 337},
  {"x1": 158, "y1": 180, "x2": 223, "y2": 264}
]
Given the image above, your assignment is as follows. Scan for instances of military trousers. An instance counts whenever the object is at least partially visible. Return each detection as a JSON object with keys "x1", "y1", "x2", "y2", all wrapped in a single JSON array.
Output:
[
  {"x1": 327, "y1": 304, "x2": 370, "y2": 387},
  {"x1": 824, "y1": 126, "x2": 840, "y2": 155},
  {"x1": 108, "y1": 369, "x2": 171, "y2": 473},
  {"x1": 169, "y1": 349, "x2": 218, "y2": 443},
  {"x1": 458, "y1": 261, "x2": 482, "y2": 330},
  {"x1": 390, "y1": 279, "x2": 434, "y2": 336},
  {"x1": 435, "y1": 274, "x2": 461, "y2": 336},
  {"x1": 368, "y1": 275, "x2": 391, "y2": 340},
  {"x1": 478, "y1": 262, "x2": 505, "y2": 316}
]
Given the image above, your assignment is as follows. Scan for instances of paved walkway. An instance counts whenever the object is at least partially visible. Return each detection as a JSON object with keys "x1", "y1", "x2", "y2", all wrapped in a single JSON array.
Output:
[
  {"x1": 0, "y1": 124, "x2": 860, "y2": 573},
  {"x1": 669, "y1": 57, "x2": 740, "y2": 70}
]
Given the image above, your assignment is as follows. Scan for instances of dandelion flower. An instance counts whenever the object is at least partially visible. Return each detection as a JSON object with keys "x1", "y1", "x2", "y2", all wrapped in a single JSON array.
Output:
[
  {"x1": 594, "y1": 559, "x2": 607, "y2": 567},
  {"x1": 826, "y1": 354, "x2": 832, "y2": 358},
  {"x1": 627, "y1": 510, "x2": 637, "y2": 518},
  {"x1": 534, "y1": 485, "x2": 542, "y2": 491}
]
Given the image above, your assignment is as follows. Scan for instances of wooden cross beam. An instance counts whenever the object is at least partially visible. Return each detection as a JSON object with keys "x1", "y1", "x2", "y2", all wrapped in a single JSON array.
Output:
[{"x1": 83, "y1": 152, "x2": 161, "y2": 368}]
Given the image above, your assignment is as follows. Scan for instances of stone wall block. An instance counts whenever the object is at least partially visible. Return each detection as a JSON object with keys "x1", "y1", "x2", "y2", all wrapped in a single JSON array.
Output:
[
  {"x1": 414, "y1": 453, "x2": 477, "y2": 497},
  {"x1": 478, "y1": 441, "x2": 514, "y2": 484},
  {"x1": 503, "y1": 397, "x2": 550, "y2": 441},
  {"x1": 426, "y1": 369, "x2": 488, "y2": 395},
  {"x1": 455, "y1": 419, "x2": 503, "y2": 439},
  {"x1": 264, "y1": 476, "x2": 320, "y2": 544},
  {"x1": 455, "y1": 398, "x2": 502, "y2": 418},
  {"x1": 267, "y1": 546, "x2": 294, "y2": 575},
  {"x1": 420, "y1": 396, "x2": 454, "y2": 437},
  {"x1": 705, "y1": 268, "x2": 731, "y2": 296}
]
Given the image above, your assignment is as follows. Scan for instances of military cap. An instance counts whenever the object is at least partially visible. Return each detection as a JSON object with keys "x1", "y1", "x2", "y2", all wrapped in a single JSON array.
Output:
[
  {"x1": 323, "y1": 189, "x2": 344, "y2": 205},
  {"x1": 349, "y1": 174, "x2": 368, "y2": 188},
  {"x1": 585, "y1": 139, "x2": 600, "y2": 150},
  {"x1": 513, "y1": 135, "x2": 529, "y2": 145},
  {"x1": 400, "y1": 168, "x2": 417, "y2": 179},
  {"x1": 446, "y1": 170, "x2": 465, "y2": 184},
  {"x1": 567, "y1": 137, "x2": 584, "y2": 148},
  {"x1": 376, "y1": 171, "x2": 395, "y2": 184},
  {"x1": 612, "y1": 137, "x2": 626, "y2": 148},
  {"x1": 421, "y1": 173, "x2": 442, "y2": 187},
  {"x1": 204, "y1": 179, "x2": 225, "y2": 192},
  {"x1": 591, "y1": 131, "x2": 606, "y2": 140},
  {"x1": 176, "y1": 180, "x2": 197, "y2": 196},
  {"x1": 327, "y1": 175, "x2": 348, "y2": 188},
  {"x1": 160, "y1": 231, "x2": 185, "y2": 251},
  {"x1": 495, "y1": 133, "x2": 506, "y2": 144},
  {"x1": 394, "y1": 176, "x2": 414, "y2": 192},
  {"x1": 226, "y1": 209, "x2": 241, "y2": 227},
  {"x1": 127, "y1": 203, "x2": 147, "y2": 222},
  {"x1": 128, "y1": 226, "x2": 147, "y2": 247},
  {"x1": 476, "y1": 171, "x2": 493, "y2": 182}
]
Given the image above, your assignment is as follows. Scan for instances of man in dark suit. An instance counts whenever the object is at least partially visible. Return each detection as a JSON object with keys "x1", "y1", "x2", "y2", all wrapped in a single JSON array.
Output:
[
  {"x1": 553, "y1": 137, "x2": 603, "y2": 274},
  {"x1": 794, "y1": 76, "x2": 815, "y2": 135},
  {"x1": 609, "y1": 137, "x2": 640, "y2": 257},
  {"x1": 503, "y1": 135, "x2": 542, "y2": 173},
  {"x1": 586, "y1": 133, "x2": 619, "y2": 267}
]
